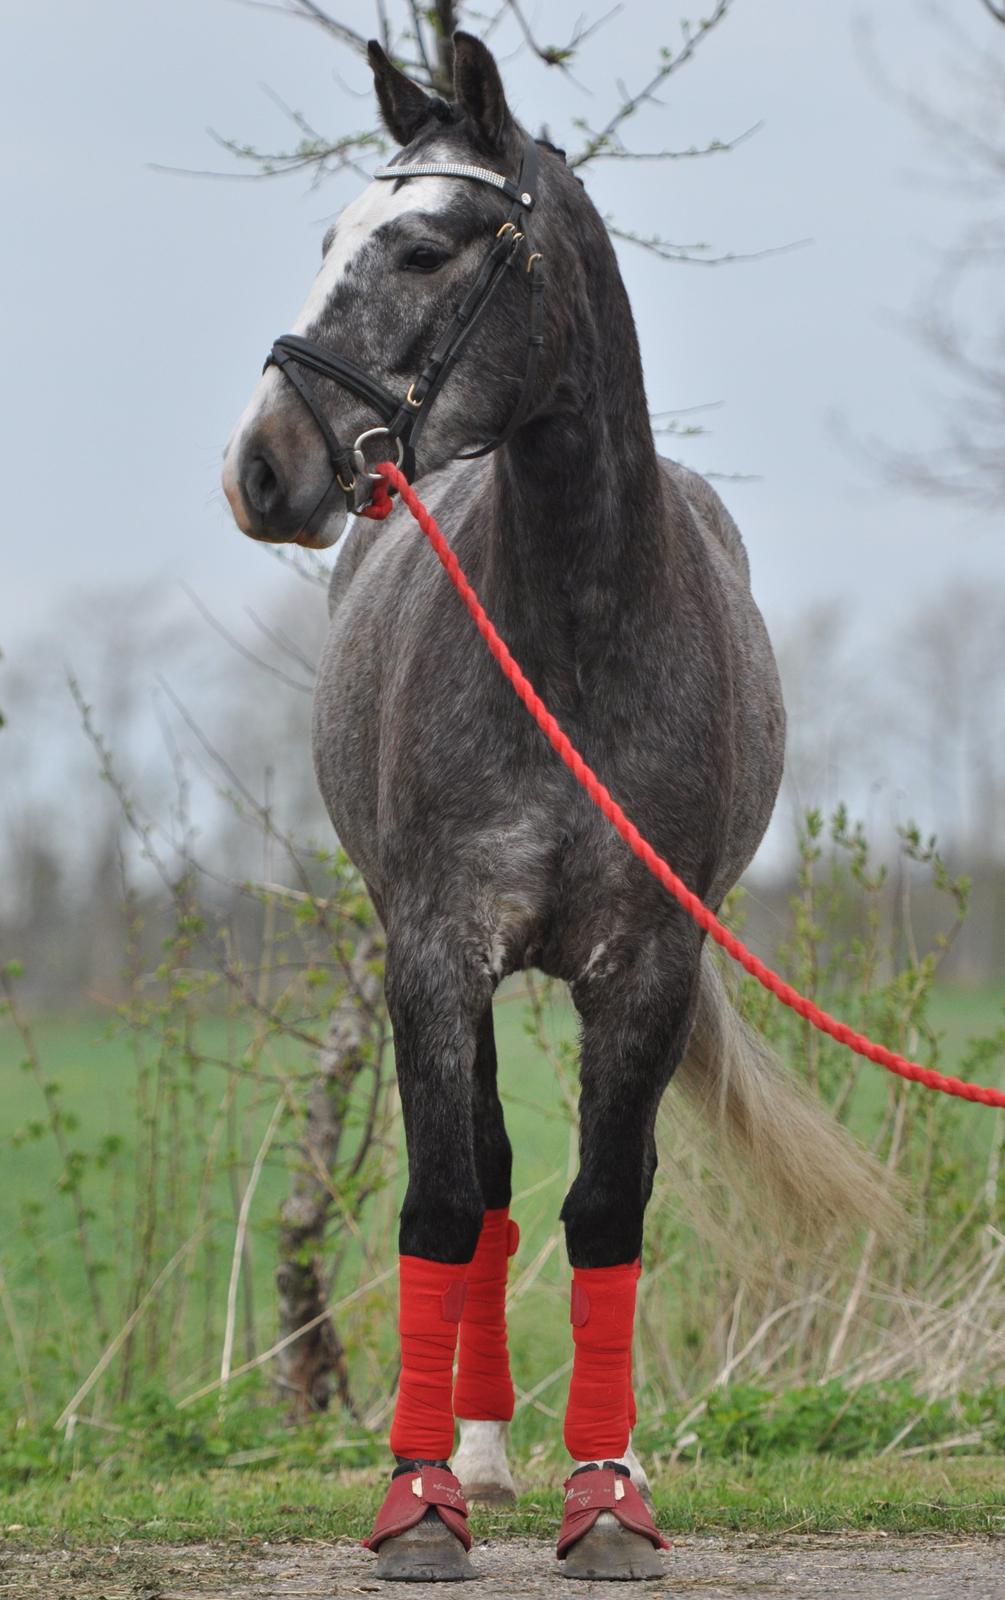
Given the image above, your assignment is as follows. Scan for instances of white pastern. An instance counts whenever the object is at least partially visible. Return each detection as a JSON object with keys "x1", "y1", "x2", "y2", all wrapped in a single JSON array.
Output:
[
  {"x1": 623, "y1": 1438, "x2": 652, "y2": 1501},
  {"x1": 574, "y1": 1437, "x2": 652, "y2": 1502},
  {"x1": 453, "y1": 1419, "x2": 515, "y2": 1500}
]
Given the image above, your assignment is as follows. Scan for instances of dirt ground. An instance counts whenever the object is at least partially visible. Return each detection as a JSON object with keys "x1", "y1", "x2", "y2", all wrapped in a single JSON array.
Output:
[{"x1": 2, "y1": 1534, "x2": 1002, "y2": 1600}]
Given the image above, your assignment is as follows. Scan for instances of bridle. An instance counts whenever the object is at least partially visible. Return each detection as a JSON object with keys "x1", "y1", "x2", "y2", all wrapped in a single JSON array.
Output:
[{"x1": 264, "y1": 137, "x2": 545, "y2": 517}]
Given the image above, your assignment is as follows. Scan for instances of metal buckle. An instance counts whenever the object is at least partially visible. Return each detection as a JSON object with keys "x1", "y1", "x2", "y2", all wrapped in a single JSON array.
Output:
[
  {"x1": 336, "y1": 470, "x2": 357, "y2": 494},
  {"x1": 351, "y1": 427, "x2": 405, "y2": 484},
  {"x1": 405, "y1": 382, "x2": 423, "y2": 409}
]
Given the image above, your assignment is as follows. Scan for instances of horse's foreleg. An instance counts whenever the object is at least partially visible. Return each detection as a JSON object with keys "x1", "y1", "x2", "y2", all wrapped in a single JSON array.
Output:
[
  {"x1": 363, "y1": 943, "x2": 486, "y2": 1580},
  {"x1": 453, "y1": 1011, "x2": 519, "y2": 1506},
  {"x1": 556, "y1": 944, "x2": 700, "y2": 1578}
]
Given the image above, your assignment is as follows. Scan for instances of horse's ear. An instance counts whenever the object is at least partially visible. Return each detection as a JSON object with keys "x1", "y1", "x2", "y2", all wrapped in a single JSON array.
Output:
[
  {"x1": 368, "y1": 40, "x2": 436, "y2": 146},
  {"x1": 452, "y1": 31, "x2": 514, "y2": 153}
]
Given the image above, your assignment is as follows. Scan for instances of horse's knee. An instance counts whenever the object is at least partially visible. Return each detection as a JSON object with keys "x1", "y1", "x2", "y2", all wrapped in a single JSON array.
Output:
[
  {"x1": 400, "y1": 1183, "x2": 484, "y2": 1263},
  {"x1": 561, "y1": 1172, "x2": 646, "y2": 1267}
]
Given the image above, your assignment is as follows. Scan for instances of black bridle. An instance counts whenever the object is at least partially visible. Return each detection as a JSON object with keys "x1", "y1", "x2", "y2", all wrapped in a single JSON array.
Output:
[{"x1": 264, "y1": 138, "x2": 545, "y2": 516}]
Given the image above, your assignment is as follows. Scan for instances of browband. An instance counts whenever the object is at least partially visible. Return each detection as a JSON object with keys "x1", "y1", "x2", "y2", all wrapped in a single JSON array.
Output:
[{"x1": 374, "y1": 160, "x2": 534, "y2": 208}]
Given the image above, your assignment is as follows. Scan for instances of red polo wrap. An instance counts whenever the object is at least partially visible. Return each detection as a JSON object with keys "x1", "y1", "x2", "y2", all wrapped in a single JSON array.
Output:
[
  {"x1": 389, "y1": 1255, "x2": 468, "y2": 1460},
  {"x1": 564, "y1": 1260, "x2": 640, "y2": 1461},
  {"x1": 454, "y1": 1207, "x2": 519, "y2": 1422},
  {"x1": 627, "y1": 1257, "x2": 640, "y2": 1431}
]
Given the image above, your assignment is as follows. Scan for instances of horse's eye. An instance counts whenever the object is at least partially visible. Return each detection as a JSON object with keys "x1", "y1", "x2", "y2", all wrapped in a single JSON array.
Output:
[{"x1": 403, "y1": 242, "x2": 447, "y2": 273}]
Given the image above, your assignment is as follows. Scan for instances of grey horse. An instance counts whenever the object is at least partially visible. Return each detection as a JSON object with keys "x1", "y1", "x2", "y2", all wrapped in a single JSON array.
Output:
[{"x1": 223, "y1": 33, "x2": 887, "y2": 1582}]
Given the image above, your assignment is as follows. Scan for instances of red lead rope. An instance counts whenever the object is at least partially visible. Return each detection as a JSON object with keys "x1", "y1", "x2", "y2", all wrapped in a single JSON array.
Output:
[{"x1": 369, "y1": 462, "x2": 1005, "y2": 1110}]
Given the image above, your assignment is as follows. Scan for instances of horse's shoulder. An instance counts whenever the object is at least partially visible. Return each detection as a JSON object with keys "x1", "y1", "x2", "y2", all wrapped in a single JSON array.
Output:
[{"x1": 658, "y1": 457, "x2": 750, "y2": 582}]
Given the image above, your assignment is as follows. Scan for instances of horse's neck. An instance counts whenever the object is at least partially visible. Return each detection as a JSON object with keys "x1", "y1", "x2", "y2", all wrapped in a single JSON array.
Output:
[{"x1": 487, "y1": 266, "x2": 668, "y2": 652}]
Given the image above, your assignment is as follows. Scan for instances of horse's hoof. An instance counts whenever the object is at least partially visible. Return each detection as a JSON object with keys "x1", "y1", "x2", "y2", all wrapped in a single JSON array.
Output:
[
  {"x1": 461, "y1": 1480, "x2": 517, "y2": 1508},
  {"x1": 374, "y1": 1508, "x2": 475, "y2": 1582},
  {"x1": 560, "y1": 1512, "x2": 665, "y2": 1581}
]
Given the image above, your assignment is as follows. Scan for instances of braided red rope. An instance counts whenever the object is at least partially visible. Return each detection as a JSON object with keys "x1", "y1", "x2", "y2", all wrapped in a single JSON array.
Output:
[{"x1": 371, "y1": 462, "x2": 1005, "y2": 1110}]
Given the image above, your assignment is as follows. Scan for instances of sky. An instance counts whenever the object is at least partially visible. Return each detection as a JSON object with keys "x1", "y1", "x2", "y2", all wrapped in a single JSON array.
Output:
[{"x1": 1, "y1": 0, "x2": 1002, "y2": 695}]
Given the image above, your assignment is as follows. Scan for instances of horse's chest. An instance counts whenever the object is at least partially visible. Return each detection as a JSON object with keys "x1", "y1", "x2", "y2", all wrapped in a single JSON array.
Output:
[{"x1": 314, "y1": 519, "x2": 730, "y2": 931}]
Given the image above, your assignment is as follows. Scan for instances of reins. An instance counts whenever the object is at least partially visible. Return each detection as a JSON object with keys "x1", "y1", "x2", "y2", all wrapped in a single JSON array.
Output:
[{"x1": 366, "y1": 458, "x2": 1005, "y2": 1113}]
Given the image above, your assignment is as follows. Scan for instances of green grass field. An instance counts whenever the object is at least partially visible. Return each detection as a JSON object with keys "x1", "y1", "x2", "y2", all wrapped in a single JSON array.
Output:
[
  {"x1": 2, "y1": 979, "x2": 1003, "y2": 1525},
  {"x1": 0, "y1": 989, "x2": 579, "y2": 1345},
  {"x1": 4, "y1": 980, "x2": 1001, "y2": 1257},
  {"x1": 3, "y1": 1458, "x2": 1002, "y2": 1543},
  {"x1": 3, "y1": 980, "x2": 999, "y2": 1297}
]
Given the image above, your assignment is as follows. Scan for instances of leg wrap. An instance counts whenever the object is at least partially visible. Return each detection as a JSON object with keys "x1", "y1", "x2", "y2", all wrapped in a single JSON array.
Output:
[
  {"x1": 389, "y1": 1255, "x2": 468, "y2": 1461},
  {"x1": 627, "y1": 1257, "x2": 641, "y2": 1431},
  {"x1": 564, "y1": 1260, "x2": 639, "y2": 1462},
  {"x1": 454, "y1": 1207, "x2": 519, "y2": 1421}
]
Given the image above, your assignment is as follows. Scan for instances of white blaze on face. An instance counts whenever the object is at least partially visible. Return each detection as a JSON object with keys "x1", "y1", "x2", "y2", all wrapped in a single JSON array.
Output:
[
  {"x1": 290, "y1": 169, "x2": 450, "y2": 335},
  {"x1": 223, "y1": 166, "x2": 451, "y2": 483}
]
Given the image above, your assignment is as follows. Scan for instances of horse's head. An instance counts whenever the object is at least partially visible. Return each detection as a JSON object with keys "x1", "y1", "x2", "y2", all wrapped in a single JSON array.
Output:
[{"x1": 222, "y1": 33, "x2": 559, "y2": 548}]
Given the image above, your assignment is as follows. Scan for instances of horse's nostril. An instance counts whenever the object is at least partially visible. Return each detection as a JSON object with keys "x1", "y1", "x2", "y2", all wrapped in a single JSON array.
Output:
[{"x1": 244, "y1": 452, "x2": 281, "y2": 517}]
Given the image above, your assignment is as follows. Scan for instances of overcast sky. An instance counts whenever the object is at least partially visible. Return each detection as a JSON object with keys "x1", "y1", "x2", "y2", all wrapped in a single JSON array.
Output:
[{"x1": 1, "y1": 0, "x2": 1002, "y2": 663}]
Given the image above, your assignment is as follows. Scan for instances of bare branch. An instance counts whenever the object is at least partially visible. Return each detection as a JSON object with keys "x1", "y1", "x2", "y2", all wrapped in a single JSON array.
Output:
[
  {"x1": 265, "y1": 545, "x2": 334, "y2": 590},
  {"x1": 569, "y1": 0, "x2": 733, "y2": 169},
  {"x1": 607, "y1": 220, "x2": 811, "y2": 268},
  {"x1": 205, "y1": 123, "x2": 381, "y2": 186},
  {"x1": 228, "y1": 0, "x2": 369, "y2": 55},
  {"x1": 407, "y1": 0, "x2": 436, "y2": 85},
  {"x1": 430, "y1": 2, "x2": 458, "y2": 96},
  {"x1": 244, "y1": 606, "x2": 319, "y2": 676},
  {"x1": 589, "y1": 122, "x2": 762, "y2": 162},
  {"x1": 180, "y1": 583, "x2": 314, "y2": 694},
  {"x1": 505, "y1": 0, "x2": 622, "y2": 71},
  {"x1": 151, "y1": 124, "x2": 379, "y2": 185},
  {"x1": 858, "y1": 11, "x2": 1005, "y2": 508}
]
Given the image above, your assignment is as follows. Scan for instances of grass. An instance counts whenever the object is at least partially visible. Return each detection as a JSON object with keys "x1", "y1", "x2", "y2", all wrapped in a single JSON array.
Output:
[
  {"x1": 3, "y1": 960, "x2": 1003, "y2": 1521},
  {"x1": 0, "y1": 989, "x2": 580, "y2": 1386},
  {"x1": 2, "y1": 981, "x2": 1003, "y2": 1429},
  {"x1": 2, "y1": 1458, "x2": 1002, "y2": 1545},
  {"x1": 2, "y1": 980, "x2": 998, "y2": 1280}
]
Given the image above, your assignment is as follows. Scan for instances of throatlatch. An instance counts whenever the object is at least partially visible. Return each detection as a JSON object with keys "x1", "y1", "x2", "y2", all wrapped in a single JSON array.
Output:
[{"x1": 454, "y1": 1207, "x2": 520, "y2": 1422}]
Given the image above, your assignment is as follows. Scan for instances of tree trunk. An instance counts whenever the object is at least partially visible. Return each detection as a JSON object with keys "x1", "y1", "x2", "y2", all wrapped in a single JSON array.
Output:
[{"x1": 276, "y1": 926, "x2": 386, "y2": 1420}]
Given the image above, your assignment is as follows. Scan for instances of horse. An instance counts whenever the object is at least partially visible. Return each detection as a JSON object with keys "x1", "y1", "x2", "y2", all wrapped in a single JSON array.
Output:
[{"x1": 222, "y1": 32, "x2": 888, "y2": 1582}]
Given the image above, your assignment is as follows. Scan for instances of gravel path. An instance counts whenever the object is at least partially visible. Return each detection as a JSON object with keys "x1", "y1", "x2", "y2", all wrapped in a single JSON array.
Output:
[{"x1": 3, "y1": 1534, "x2": 1003, "y2": 1600}]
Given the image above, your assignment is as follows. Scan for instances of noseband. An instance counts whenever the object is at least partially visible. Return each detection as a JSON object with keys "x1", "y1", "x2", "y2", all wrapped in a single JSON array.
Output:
[{"x1": 264, "y1": 138, "x2": 545, "y2": 516}]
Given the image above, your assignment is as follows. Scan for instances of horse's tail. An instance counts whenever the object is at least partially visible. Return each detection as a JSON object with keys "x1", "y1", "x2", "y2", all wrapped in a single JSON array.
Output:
[{"x1": 673, "y1": 948, "x2": 899, "y2": 1240}]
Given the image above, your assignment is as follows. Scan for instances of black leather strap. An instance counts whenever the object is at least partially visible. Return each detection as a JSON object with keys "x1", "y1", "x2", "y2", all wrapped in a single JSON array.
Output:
[
  {"x1": 269, "y1": 335, "x2": 401, "y2": 423},
  {"x1": 267, "y1": 345, "x2": 357, "y2": 490}
]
